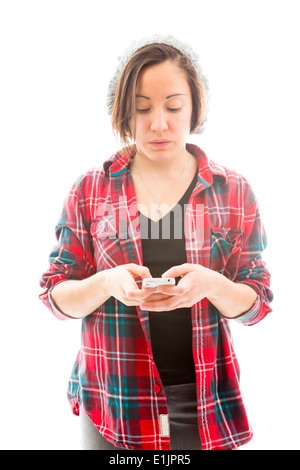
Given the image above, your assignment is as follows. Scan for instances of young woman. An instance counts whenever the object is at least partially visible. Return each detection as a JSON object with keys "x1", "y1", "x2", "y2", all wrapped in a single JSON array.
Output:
[{"x1": 39, "y1": 35, "x2": 273, "y2": 450}]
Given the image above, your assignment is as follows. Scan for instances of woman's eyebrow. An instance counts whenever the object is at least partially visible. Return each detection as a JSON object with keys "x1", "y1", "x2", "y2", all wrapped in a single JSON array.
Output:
[
  {"x1": 136, "y1": 93, "x2": 187, "y2": 100},
  {"x1": 136, "y1": 94, "x2": 151, "y2": 100},
  {"x1": 166, "y1": 93, "x2": 187, "y2": 99}
]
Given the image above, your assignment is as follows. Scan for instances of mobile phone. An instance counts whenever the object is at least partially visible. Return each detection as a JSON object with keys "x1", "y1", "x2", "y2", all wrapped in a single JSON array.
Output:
[{"x1": 142, "y1": 278, "x2": 176, "y2": 288}]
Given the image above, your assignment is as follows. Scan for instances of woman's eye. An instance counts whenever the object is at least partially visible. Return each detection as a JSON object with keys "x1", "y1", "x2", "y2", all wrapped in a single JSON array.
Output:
[{"x1": 136, "y1": 107, "x2": 182, "y2": 114}]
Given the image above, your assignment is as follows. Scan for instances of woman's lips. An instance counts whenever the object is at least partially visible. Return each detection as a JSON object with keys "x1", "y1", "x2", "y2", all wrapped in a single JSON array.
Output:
[{"x1": 149, "y1": 140, "x2": 171, "y2": 148}]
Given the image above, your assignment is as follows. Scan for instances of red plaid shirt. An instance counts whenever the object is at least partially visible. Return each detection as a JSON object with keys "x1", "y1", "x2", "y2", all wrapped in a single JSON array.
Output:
[{"x1": 39, "y1": 144, "x2": 273, "y2": 450}]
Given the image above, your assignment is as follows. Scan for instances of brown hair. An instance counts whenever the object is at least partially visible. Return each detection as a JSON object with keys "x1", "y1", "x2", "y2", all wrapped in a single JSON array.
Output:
[{"x1": 110, "y1": 43, "x2": 207, "y2": 148}]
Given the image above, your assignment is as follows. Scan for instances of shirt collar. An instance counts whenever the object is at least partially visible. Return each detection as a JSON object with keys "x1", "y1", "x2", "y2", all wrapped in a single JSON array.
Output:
[
  {"x1": 104, "y1": 143, "x2": 228, "y2": 186},
  {"x1": 187, "y1": 143, "x2": 228, "y2": 186}
]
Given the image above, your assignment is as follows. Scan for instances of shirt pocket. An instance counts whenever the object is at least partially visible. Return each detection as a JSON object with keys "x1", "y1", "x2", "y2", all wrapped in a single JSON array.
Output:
[
  {"x1": 210, "y1": 227, "x2": 244, "y2": 280},
  {"x1": 90, "y1": 215, "x2": 117, "y2": 239},
  {"x1": 90, "y1": 217, "x2": 124, "y2": 270}
]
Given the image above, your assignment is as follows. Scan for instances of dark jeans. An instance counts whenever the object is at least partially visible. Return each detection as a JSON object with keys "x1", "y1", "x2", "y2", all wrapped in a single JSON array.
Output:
[{"x1": 79, "y1": 382, "x2": 202, "y2": 451}]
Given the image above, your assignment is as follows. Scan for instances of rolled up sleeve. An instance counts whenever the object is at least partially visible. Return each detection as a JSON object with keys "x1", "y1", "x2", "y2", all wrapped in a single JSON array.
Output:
[
  {"x1": 233, "y1": 186, "x2": 273, "y2": 326},
  {"x1": 39, "y1": 177, "x2": 96, "y2": 320}
]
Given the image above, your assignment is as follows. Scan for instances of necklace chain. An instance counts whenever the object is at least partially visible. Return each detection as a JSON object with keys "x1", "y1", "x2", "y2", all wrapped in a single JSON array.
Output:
[{"x1": 133, "y1": 153, "x2": 189, "y2": 219}]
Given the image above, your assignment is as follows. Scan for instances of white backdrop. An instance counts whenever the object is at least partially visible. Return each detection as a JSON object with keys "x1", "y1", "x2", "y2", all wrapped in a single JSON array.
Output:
[{"x1": 1, "y1": 0, "x2": 299, "y2": 450}]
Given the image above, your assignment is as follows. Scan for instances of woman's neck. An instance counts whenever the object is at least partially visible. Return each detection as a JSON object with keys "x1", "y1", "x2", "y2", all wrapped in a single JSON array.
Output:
[{"x1": 132, "y1": 147, "x2": 192, "y2": 181}]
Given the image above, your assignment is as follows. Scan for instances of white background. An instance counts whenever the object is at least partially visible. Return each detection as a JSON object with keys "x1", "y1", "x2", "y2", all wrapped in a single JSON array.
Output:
[{"x1": 1, "y1": 0, "x2": 299, "y2": 450}]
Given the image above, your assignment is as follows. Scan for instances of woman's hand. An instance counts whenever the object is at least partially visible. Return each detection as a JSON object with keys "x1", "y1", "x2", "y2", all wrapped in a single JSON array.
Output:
[
  {"x1": 103, "y1": 263, "x2": 170, "y2": 307},
  {"x1": 139, "y1": 263, "x2": 217, "y2": 311},
  {"x1": 50, "y1": 263, "x2": 170, "y2": 319},
  {"x1": 139, "y1": 262, "x2": 258, "y2": 318}
]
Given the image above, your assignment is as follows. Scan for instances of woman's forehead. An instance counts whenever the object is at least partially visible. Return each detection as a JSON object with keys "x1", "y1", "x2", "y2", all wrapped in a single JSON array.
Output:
[{"x1": 136, "y1": 61, "x2": 190, "y2": 97}]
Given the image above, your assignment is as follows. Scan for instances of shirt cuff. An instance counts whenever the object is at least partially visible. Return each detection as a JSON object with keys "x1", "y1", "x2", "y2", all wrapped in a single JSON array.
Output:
[
  {"x1": 231, "y1": 295, "x2": 261, "y2": 325},
  {"x1": 48, "y1": 282, "x2": 78, "y2": 320}
]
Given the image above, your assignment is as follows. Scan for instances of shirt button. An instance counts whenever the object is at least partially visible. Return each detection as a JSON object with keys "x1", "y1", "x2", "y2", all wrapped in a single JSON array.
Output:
[{"x1": 153, "y1": 384, "x2": 161, "y2": 393}]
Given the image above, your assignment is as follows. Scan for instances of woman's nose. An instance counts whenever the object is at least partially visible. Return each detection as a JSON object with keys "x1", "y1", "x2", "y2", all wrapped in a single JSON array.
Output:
[{"x1": 150, "y1": 110, "x2": 168, "y2": 132}]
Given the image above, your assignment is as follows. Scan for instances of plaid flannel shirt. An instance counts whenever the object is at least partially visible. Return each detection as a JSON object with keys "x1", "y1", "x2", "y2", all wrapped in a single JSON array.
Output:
[{"x1": 39, "y1": 144, "x2": 273, "y2": 450}]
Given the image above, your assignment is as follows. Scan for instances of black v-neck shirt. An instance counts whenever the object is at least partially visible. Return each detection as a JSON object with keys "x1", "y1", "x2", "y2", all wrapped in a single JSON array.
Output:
[{"x1": 139, "y1": 168, "x2": 198, "y2": 386}]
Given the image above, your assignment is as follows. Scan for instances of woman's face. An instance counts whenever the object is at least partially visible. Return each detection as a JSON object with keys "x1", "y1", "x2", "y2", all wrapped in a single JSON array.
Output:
[{"x1": 133, "y1": 60, "x2": 193, "y2": 163}]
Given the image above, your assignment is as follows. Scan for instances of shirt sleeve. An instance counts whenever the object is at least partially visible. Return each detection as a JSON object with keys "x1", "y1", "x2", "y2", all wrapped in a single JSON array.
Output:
[
  {"x1": 232, "y1": 183, "x2": 274, "y2": 326},
  {"x1": 39, "y1": 176, "x2": 97, "y2": 320}
]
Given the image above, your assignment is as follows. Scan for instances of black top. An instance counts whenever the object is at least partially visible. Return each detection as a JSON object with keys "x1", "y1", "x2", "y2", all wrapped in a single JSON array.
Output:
[{"x1": 139, "y1": 168, "x2": 198, "y2": 386}]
